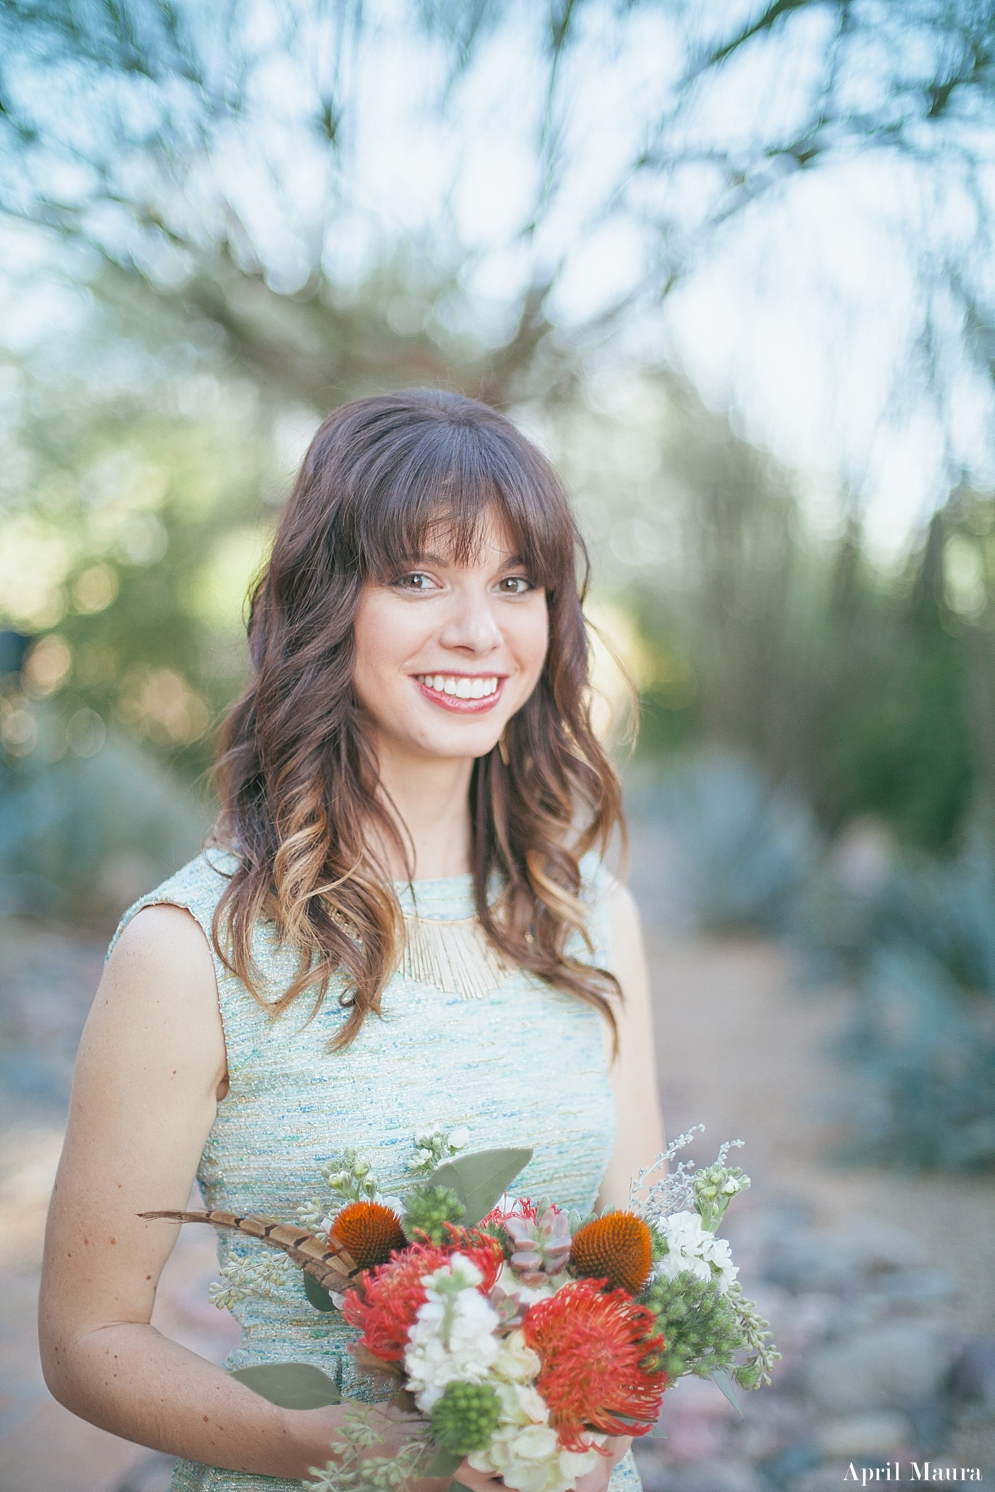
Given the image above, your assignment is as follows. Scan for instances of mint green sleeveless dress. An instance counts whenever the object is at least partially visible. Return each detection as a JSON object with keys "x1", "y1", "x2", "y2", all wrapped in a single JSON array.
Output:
[{"x1": 112, "y1": 849, "x2": 642, "y2": 1492}]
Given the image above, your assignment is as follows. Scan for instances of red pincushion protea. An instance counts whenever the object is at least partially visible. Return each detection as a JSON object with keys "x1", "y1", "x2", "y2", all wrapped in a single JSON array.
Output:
[
  {"x1": 522, "y1": 1278, "x2": 666, "y2": 1450},
  {"x1": 342, "y1": 1243, "x2": 449, "y2": 1361},
  {"x1": 440, "y1": 1225, "x2": 506, "y2": 1290},
  {"x1": 481, "y1": 1197, "x2": 540, "y2": 1225}
]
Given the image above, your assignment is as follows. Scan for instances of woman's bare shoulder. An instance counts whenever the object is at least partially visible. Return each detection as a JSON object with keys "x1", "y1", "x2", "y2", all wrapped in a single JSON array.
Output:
[
  {"x1": 110, "y1": 899, "x2": 216, "y2": 964},
  {"x1": 94, "y1": 903, "x2": 226, "y2": 1078}
]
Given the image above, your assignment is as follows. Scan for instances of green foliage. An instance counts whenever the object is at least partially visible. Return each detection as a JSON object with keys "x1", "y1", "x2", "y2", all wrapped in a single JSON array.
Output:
[
  {"x1": 305, "y1": 1403, "x2": 431, "y2": 1492},
  {"x1": 402, "y1": 1184, "x2": 466, "y2": 1244},
  {"x1": 647, "y1": 1221, "x2": 668, "y2": 1263},
  {"x1": 475, "y1": 1218, "x2": 513, "y2": 1257},
  {"x1": 0, "y1": 374, "x2": 278, "y2": 783},
  {"x1": 302, "y1": 1271, "x2": 337, "y2": 1313},
  {"x1": 833, "y1": 946, "x2": 995, "y2": 1170},
  {"x1": 640, "y1": 1272, "x2": 745, "y2": 1381},
  {"x1": 429, "y1": 1381, "x2": 502, "y2": 1455},
  {"x1": 229, "y1": 1361, "x2": 340, "y2": 1410},
  {"x1": 426, "y1": 1146, "x2": 532, "y2": 1227},
  {"x1": 0, "y1": 712, "x2": 208, "y2": 916},
  {"x1": 626, "y1": 752, "x2": 819, "y2": 935},
  {"x1": 800, "y1": 824, "x2": 995, "y2": 1170},
  {"x1": 624, "y1": 394, "x2": 989, "y2": 856}
]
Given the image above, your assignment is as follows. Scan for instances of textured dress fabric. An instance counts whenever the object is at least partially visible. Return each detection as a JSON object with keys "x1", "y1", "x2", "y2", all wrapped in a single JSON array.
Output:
[{"x1": 110, "y1": 850, "x2": 642, "y2": 1492}]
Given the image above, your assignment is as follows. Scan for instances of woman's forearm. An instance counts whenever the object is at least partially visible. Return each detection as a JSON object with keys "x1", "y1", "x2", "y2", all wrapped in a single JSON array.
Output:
[{"x1": 42, "y1": 1321, "x2": 345, "y2": 1480}]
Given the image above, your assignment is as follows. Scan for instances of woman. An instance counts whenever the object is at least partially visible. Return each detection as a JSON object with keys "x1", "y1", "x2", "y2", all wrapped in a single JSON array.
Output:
[{"x1": 40, "y1": 389, "x2": 664, "y2": 1492}]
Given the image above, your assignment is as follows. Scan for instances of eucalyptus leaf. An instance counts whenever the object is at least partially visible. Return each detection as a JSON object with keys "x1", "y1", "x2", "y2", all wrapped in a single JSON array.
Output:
[
  {"x1": 428, "y1": 1147, "x2": 532, "y2": 1226},
  {"x1": 303, "y1": 1270, "x2": 337, "y2": 1312},
  {"x1": 711, "y1": 1368, "x2": 744, "y2": 1418},
  {"x1": 229, "y1": 1362, "x2": 341, "y2": 1409},
  {"x1": 425, "y1": 1448, "x2": 464, "y2": 1475},
  {"x1": 451, "y1": 1482, "x2": 475, "y2": 1492}
]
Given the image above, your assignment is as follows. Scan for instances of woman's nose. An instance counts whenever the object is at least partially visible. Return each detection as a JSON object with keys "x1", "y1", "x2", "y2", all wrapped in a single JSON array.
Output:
[{"x1": 439, "y1": 588, "x2": 503, "y2": 652}]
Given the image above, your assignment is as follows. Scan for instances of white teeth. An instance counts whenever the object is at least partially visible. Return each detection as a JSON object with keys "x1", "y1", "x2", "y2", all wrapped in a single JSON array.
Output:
[{"x1": 416, "y1": 675, "x2": 500, "y2": 697}]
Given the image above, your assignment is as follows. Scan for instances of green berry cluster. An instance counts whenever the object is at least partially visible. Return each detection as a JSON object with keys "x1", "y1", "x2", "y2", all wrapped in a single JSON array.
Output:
[
  {"x1": 430, "y1": 1381, "x2": 502, "y2": 1454},
  {"x1": 647, "y1": 1220, "x2": 668, "y2": 1262},
  {"x1": 475, "y1": 1218, "x2": 512, "y2": 1256},
  {"x1": 402, "y1": 1183, "x2": 466, "y2": 1244},
  {"x1": 640, "y1": 1272, "x2": 745, "y2": 1380}
]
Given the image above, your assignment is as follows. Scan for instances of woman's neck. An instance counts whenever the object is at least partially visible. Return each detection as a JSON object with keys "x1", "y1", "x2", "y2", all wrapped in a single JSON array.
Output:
[{"x1": 370, "y1": 739, "x2": 475, "y2": 880}]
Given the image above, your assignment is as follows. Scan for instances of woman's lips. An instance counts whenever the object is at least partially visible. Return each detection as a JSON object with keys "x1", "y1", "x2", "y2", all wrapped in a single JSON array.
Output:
[{"x1": 412, "y1": 674, "x2": 506, "y2": 714}]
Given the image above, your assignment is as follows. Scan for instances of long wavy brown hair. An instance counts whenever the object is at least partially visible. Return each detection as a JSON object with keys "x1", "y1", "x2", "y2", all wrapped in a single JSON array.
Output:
[{"x1": 212, "y1": 388, "x2": 626, "y2": 1049}]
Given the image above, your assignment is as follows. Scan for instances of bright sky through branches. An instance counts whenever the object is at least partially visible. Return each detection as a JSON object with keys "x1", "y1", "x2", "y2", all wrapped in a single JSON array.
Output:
[{"x1": 2, "y1": 0, "x2": 994, "y2": 561}]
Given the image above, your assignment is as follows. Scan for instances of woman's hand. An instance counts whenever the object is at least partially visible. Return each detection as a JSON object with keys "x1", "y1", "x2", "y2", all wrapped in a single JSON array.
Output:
[
  {"x1": 301, "y1": 1400, "x2": 501, "y2": 1492},
  {"x1": 574, "y1": 1436, "x2": 632, "y2": 1492},
  {"x1": 410, "y1": 1434, "x2": 632, "y2": 1492}
]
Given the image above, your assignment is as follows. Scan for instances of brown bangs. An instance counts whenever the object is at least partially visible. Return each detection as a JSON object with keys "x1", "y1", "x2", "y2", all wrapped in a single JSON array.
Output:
[{"x1": 326, "y1": 398, "x2": 576, "y2": 591}]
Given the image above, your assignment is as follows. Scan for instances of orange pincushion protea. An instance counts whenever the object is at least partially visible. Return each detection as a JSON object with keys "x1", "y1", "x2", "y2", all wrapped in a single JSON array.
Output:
[
  {"x1": 343, "y1": 1242, "x2": 450, "y2": 1359},
  {"x1": 328, "y1": 1202, "x2": 407, "y2": 1271},
  {"x1": 522, "y1": 1278, "x2": 666, "y2": 1450},
  {"x1": 569, "y1": 1211, "x2": 654, "y2": 1294}
]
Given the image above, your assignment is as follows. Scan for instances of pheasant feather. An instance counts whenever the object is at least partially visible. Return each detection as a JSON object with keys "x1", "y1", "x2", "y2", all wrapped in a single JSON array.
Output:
[{"x1": 139, "y1": 1209, "x2": 358, "y2": 1288}]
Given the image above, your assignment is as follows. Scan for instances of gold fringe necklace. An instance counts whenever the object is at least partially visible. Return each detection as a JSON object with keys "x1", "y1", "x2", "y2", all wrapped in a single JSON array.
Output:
[{"x1": 398, "y1": 912, "x2": 510, "y2": 1000}]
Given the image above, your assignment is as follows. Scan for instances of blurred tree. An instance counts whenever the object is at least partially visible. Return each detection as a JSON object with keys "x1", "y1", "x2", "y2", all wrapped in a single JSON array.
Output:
[
  {"x1": 1, "y1": 0, "x2": 994, "y2": 424},
  {"x1": 572, "y1": 374, "x2": 985, "y2": 849}
]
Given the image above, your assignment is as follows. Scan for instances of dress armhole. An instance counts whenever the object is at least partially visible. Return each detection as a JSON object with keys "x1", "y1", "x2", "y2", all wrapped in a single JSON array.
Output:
[{"x1": 578, "y1": 851, "x2": 617, "y2": 970}]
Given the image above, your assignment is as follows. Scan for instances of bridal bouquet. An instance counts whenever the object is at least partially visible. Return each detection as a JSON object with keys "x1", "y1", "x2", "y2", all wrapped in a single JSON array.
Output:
[{"x1": 145, "y1": 1128, "x2": 777, "y2": 1492}]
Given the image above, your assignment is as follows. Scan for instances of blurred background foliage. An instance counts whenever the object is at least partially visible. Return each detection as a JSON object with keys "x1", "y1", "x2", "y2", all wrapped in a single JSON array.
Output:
[{"x1": 2, "y1": 0, "x2": 995, "y2": 1167}]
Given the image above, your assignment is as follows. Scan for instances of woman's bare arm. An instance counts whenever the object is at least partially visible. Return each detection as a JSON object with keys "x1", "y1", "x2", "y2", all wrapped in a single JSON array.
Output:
[
  {"x1": 38, "y1": 904, "x2": 360, "y2": 1480},
  {"x1": 598, "y1": 883, "x2": 665, "y2": 1211}
]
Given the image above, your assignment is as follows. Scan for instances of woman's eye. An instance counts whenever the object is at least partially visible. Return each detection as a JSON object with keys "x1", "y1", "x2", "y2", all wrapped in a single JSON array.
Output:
[
  {"x1": 496, "y1": 575, "x2": 534, "y2": 595},
  {"x1": 394, "y1": 572, "x2": 438, "y2": 592}
]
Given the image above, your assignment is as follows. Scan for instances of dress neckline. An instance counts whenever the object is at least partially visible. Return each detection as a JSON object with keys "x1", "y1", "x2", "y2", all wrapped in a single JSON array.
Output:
[{"x1": 393, "y1": 873, "x2": 479, "y2": 922}]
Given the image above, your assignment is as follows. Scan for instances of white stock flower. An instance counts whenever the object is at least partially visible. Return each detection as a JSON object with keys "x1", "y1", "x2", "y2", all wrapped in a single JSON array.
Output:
[
  {"x1": 449, "y1": 1126, "x2": 470, "y2": 1149},
  {"x1": 374, "y1": 1193, "x2": 405, "y2": 1215},
  {"x1": 491, "y1": 1328, "x2": 542, "y2": 1384},
  {"x1": 656, "y1": 1210, "x2": 739, "y2": 1292},
  {"x1": 467, "y1": 1378, "x2": 603, "y2": 1492},
  {"x1": 403, "y1": 1254, "x2": 500, "y2": 1410}
]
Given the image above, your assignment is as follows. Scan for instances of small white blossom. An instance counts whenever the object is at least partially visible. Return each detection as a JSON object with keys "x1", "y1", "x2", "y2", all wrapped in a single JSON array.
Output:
[
  {"x1": 403, "y1": 1254, "x2": 501, "y2": 1410},
  {"x1": 655, "y1": 1210, "x2": 738, "y2": 1293},
  {"x1": 376, "y1": 1194, "x2": 405, "y2": 1215},
  {"x1": 490, "y1": 1327, "x2": 542, "y2": 1384},
  {"x1": 468, "y1": 1379, "x2": 603, "y2": 1492},
  {"x1": 409, "y1": 1125, "x2": 472, "y2": 1175}
]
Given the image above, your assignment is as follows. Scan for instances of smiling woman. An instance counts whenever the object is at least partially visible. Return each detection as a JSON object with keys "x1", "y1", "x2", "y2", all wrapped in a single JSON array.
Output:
[{"x1": 38, "y1": 390, "x2": 664, "y2": 1492}]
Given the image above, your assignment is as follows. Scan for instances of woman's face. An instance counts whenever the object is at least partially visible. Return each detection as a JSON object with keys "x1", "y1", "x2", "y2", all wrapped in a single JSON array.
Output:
[{"x1": 352, "y1": 508, "x2": 549, "y2": 764}]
